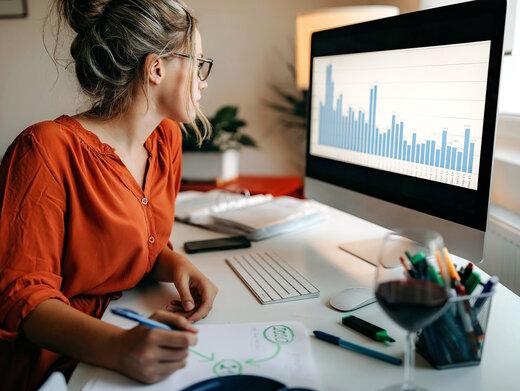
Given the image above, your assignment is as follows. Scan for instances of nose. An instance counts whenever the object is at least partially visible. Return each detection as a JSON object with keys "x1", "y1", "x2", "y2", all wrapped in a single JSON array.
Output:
[{"x1": 199, "y1": 78, "x2": 208, "y2": 91}]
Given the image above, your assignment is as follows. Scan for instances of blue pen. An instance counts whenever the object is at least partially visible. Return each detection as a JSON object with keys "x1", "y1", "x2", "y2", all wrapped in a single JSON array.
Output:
[
  {"x1": 111, "y1": 307, "x2": 174, "y2": 330},
  {"x1": 473, "y1": 276, "x2": 498, "y2": 314},
  {"x1": 313, "y1": 330, "x2": 402, "y2": 366}
]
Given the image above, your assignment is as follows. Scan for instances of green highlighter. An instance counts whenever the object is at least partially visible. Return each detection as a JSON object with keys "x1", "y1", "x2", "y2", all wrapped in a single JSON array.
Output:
[{"x1": 342, "y1": 315, "x2": 396, "y2": 343}]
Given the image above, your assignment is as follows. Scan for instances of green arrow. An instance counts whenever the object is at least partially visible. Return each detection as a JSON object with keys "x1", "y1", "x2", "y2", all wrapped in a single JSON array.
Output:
[
  {"x1": 244, "y1": 343, "x2": 281, "y2": 366},
  {"x1": 189, "y1": 348, "x2": 215, "y2": 362}
]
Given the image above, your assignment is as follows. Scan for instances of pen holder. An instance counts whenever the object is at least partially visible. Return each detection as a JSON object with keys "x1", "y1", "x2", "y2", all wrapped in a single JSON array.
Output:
[{"x1": 415, "y1": 291, "x2": 495, "y2": 369}]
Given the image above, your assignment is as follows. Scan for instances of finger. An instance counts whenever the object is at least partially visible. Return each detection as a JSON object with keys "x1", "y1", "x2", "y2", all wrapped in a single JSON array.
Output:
[
  {"x1": 166, "y1": 302, "x2": 184, "y2": 312},
  {"x1": 156, "y1": 359, "x2": 188, "y2": 376},
  {"x1": 154, "y1": 329, "x2": 198, "y2": 349},
  {"x1": 186, "y1": 293, "x2": 214, "y2": 323},
  {"x1": 157, "y1": 347, "x2": 190, "y2": 363},
  {"x1": 150, "y1": 310, "x2": 198, "y2": 332},
  {"x1": 174, "y1": 277, "x2": 195, "y2": 312}
]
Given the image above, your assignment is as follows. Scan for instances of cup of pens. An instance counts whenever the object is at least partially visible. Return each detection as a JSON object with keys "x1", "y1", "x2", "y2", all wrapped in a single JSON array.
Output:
[{"x1": 415, "y1": 269, "x2": 497, "y2": 369}]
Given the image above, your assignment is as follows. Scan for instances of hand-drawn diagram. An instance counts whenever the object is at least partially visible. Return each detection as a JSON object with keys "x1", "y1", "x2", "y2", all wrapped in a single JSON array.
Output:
[{"x1": 189, "y1": 324, "x2": 295, "y2": 377}]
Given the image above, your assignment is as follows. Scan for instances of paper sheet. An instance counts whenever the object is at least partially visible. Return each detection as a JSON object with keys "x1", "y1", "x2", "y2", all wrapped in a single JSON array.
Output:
[{"x1": 82, "y1": 321, "x2": 320, "y2": 390}]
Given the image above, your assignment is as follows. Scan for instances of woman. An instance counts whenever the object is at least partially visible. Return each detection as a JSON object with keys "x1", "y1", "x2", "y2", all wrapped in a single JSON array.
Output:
[{"x1": 0, "y1": 0, "x2": 218, "y2": 389}]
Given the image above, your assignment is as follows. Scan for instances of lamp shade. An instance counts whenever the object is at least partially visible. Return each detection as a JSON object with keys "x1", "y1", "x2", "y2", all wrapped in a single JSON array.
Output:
[{"x1": 295, "y1": 6, "x2": 399, "y2": 90}]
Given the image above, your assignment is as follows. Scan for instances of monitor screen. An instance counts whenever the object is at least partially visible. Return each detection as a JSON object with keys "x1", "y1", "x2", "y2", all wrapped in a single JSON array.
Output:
[{"x1": 305, "y1": 0, "x2": 506, "y2": 263}]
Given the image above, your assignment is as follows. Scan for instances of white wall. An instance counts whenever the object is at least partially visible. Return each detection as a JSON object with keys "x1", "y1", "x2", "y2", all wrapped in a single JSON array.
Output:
[{"x1": 0, "y1": 0, "x2": 417, "y2": 175}]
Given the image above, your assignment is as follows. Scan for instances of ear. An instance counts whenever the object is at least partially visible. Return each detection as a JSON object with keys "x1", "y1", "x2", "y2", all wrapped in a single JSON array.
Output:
[{"x1": 145, "y1": 54, "x2": 165, "y2": 86}]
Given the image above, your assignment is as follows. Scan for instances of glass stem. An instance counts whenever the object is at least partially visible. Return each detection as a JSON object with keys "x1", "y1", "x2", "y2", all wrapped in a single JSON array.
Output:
[{"x1": 403, "y1": 331, "x2": 415, "y2": 390}]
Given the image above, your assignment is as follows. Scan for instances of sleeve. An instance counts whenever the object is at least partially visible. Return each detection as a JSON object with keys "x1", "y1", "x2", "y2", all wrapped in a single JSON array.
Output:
[{"x1": 0, "y1": 130, "x2": 69, "y2": 341}]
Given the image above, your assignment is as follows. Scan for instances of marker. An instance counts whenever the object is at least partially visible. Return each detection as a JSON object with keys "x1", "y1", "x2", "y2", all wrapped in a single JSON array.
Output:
[
  {"x1": 313, "y1": 330, "x2": 402, "y2": 366},
  {"x1": 111, "y1": 307, "x2": 174, "y2": 330},
  {"x1": 443, "y1": 247, "x2": 461, "y2": 282},
  {"x1": 464, "y1": 271, "x2": 481, "y2": 295},
  {"x1": 342, "y1": 315, "x2": 396, "y2": 343},
  {"x1": 460, "y1": 263, "x2": 473, "y2": 285}
]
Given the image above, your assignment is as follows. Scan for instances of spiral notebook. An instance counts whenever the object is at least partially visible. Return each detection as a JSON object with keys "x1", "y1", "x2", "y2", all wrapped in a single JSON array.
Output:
[{"x1": 175, "y1": 190, "x2": 327, "y2": 240}]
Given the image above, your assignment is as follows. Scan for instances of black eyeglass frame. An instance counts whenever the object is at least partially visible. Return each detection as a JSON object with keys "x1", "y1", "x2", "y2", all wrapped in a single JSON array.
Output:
[{"x1": 173, "y1": 52, "x2": 214, "y2": 81}]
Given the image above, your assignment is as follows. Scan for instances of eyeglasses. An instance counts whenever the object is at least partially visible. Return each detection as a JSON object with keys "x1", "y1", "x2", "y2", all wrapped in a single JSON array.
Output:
[{"x1": 173, "y1": 52, "x2": 214, "y2": 81}]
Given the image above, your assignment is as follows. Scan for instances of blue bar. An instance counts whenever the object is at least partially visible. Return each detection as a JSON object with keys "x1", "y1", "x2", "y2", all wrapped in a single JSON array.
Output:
[
  {"x1": 368, "y1": 88, "x2": 374, "y2": 154},
  {"x1": 446, "y1": 146, "x2": 452, "y2": 170},
  {"x1": 364, "y1": 123, "x2": 368, "y2": 153},
  {"x1": 358, "y1": 111, "x2": 363, "y2": 151},
  {"x1": 468, "y1": 143, "x2": 475, "y2": 173},
  {"x1": 386, "y1": 130, "x2": 391, "y2": 157},
  {"x1": 421, "y1": 144, "x2": 425, "y2": 164},
  {"x1": 430, "y1": 141, "x2": 435, "y2": 166},
  {"x1": 399, "y1": 122, "x2": 404, "y2": 160},
  {"x1": 375, "y1": 129, "x2": 379, "y2": 155},
  {"x1": 403, "y1": 140, "x2": 408, "y2": 161},
  {"x1": 407, "y1": 145, "x2": 411, "y2": 161},
  {"x1": 451, "y1": 148, "x2": 457, "y2": 170},
  {"x1": 354, "y1": 114, "x2": 359, "y2": 152},
  {"x1": 412, "y1": 134, "x2": 417, "y2": 163},
  {"x1": 383, "y1": 133, "x2": 387, "y2": 157},
  {"x1": 373, "y1": 86, "x2": 378, "y2": 154},
  {"x1": 435, "y1": 149, "x2": 440, "y2": 167},
  {"x1": 394, "y1": 121, "x2": 400, "y2": 159},
  {"x1": 463, "y1": 128, "x2": 470, "y2": 172},
  {"x1": 441, "y1": 131, "x2": 447, "y2": 168},
  {"x1": 390, "y1": 115, "x2": 396, "y2": 159},
  {"x1": 361, "y1": 112, "x2": 366, "y2": 153},
  {"x1": 456, "y1": 151, "x2": 462, "y2": 171},
  {"x1": 350, "y1": 113, "x2": 354, "y2": 151},
  {"x1": 342, "y1": 116, "x2": 347, "y2": 149},
  {"x1": 415, "y1": 148, "x2": 420, "y2": 163},
  {"x1": 425, "y1": 141, "x2": 430, "y2": 165},
  {"x1": 378, "y1": 133, "x2": 382, "y2": 156}
]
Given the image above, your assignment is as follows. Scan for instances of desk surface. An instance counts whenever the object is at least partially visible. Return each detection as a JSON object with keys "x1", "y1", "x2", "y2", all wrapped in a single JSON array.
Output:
[{"x1": 69, "y1": 203, "x2": 520, "y2": 391}]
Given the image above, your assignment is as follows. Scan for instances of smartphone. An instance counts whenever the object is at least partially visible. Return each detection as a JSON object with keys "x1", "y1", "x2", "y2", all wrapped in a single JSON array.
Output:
[{"x1": 183, "y1": 235, "x2": 251, "y2": 254}]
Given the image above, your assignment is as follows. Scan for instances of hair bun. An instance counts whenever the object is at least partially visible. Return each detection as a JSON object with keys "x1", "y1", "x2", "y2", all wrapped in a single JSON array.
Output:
[{"x1": 61, "y1": 0, "x2": 112, "y2": 33}]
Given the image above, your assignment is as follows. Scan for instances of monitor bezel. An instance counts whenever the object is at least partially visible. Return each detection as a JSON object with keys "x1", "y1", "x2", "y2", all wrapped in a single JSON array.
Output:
[{"x1": 305, "y1": 0, "x2": 506, "y2": 232}]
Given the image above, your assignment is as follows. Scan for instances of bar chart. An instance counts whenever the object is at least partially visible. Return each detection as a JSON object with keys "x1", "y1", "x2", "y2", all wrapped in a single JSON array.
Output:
[{"x1": 310, "y1": 41, "x2": 491, "y2": 190}]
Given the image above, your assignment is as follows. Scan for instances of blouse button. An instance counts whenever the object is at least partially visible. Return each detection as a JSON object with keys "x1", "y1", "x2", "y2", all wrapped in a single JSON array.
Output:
[
  {"x1": 141, "y1": 197, "x2": 149, "y2": 205},
  {"x1": 148, "y1": 236, "x2": 155, "y2": 244}
]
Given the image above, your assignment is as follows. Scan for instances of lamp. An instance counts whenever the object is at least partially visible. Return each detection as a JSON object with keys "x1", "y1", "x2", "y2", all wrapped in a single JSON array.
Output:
[{"x1": 295, "y1": 6, "x2": 399, "y2": 90}]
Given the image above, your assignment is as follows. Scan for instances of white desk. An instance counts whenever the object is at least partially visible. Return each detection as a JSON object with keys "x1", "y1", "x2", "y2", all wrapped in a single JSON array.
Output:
[{"x1": 69, "y1": 204, "x2": 520, "y2": 391}]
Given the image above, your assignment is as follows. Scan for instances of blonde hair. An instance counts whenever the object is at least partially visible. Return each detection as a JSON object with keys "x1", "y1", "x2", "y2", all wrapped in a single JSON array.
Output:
[{"x1": 51, "y1": 0, "x2": 210, "y2": 142}]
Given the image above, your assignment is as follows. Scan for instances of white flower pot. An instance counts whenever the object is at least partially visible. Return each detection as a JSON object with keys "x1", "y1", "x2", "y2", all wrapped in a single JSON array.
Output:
[{"x1": 182, "y1": 149, "x2": 240, "y2": 182}]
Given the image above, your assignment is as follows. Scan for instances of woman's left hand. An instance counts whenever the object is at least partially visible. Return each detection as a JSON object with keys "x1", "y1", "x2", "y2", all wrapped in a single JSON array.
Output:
[{"x1": 166, "y1": 257, "x2": 218, "y2": 322}]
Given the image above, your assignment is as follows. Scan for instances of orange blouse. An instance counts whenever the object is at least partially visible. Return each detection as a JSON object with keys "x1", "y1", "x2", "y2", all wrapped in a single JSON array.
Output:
[{"x1": 0, "y1": 115, "x2": 182, "y2": 391}]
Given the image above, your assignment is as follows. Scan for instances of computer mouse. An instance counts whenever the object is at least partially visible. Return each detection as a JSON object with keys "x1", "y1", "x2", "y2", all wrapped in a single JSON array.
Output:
[{"x1": 329, "y1": 287, "x2": 376, "y2": 312}]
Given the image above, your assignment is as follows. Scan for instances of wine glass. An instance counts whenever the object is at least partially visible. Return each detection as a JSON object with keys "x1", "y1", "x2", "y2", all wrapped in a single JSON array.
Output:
[{"x1": 375, "y1": 228, "x2": 450, "y2": 391}]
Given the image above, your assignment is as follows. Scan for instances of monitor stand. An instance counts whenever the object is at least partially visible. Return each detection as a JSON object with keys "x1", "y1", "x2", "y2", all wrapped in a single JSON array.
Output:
[
  {"x1": 339, "y1": 236, "x2": 411, "y2": 268},
  {"x1": 339, "y1": 238, "x2": 384, "y2": 266}
]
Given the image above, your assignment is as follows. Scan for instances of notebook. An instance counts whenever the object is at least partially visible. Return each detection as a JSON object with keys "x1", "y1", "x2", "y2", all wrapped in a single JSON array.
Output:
[{"x1": 175, "y1": 190, "x2": 327, "y2": 240}]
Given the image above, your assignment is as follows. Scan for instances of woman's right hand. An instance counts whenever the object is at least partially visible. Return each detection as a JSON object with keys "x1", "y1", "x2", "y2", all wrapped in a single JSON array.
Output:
[{"x1": 112, "y1": 310, "x2": 198, "y2": 384}]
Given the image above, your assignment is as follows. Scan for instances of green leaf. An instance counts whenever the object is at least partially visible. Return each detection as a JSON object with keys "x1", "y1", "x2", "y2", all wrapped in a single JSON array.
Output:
[
  {"x1": 213, "y1": 106, "x2": 238, "y2": 124},
  {"x1": 236, "y1": 134, "x2": 258, "y2": 147}
]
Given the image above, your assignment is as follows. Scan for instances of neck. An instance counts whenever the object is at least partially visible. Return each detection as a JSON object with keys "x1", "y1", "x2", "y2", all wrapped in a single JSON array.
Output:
[{"x1": 75, "y1": 94, "x2": 163, "y2": 156}]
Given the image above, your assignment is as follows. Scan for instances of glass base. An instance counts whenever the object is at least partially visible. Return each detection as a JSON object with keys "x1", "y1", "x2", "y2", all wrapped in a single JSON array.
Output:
[{"x1": 379, "y1": 385, "x2": 428, "y2": 391}]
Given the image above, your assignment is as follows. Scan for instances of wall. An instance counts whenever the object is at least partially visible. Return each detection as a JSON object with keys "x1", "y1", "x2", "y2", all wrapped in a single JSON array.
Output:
[{"x1": 0, "y1": 0, "x2": 418, "y2": 175}]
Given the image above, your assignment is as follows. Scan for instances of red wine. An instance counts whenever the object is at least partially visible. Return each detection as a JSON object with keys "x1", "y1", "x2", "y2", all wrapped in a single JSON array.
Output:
[{"x1": 376, "y1": 280, "x2": 448, "y2": 331}]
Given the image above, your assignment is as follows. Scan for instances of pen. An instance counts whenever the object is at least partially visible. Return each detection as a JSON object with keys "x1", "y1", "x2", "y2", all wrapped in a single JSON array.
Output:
[
  {"x1": 111, "y1": 307, "x2": 174, "y2": 330},
  {"x1": 474, "y1": 275, "x2": 499, "y2": 314},
  {"x1": 313, "y1": 330, "x2": 402, "y2": 366}
]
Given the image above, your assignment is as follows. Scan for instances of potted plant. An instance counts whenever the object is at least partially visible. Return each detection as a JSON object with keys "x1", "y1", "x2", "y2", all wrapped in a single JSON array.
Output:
[{"x1": 182, "y1": 105, "x2": 257, "y2": 183}]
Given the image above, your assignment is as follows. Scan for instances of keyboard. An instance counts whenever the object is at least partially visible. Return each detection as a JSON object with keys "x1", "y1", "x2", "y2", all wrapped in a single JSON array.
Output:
[{"x1": 226, "y1": 251, "x2": 320, "y2": 304}]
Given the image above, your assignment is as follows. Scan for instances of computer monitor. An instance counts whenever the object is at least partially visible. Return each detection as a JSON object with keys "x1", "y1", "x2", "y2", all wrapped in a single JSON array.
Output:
[{"x1": 304, "y1": 0, "x2": 506, "y2": 264}]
